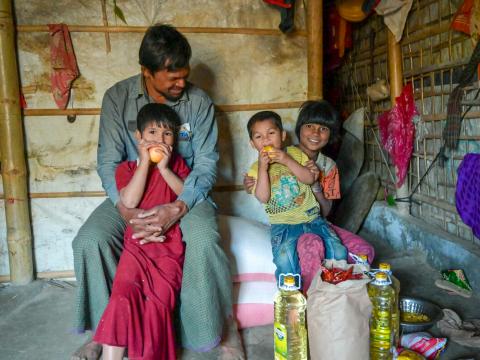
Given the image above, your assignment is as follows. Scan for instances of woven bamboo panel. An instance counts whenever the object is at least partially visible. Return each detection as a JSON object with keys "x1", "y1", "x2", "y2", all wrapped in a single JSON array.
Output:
[{"x1": 337, "y1": 0, "x2": 480, "y2": 245}]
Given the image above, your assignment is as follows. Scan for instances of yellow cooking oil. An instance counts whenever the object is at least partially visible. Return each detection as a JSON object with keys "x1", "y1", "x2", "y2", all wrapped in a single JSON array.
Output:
[
  {"x1": 368, "y1": 271, "x2": 395, "y2": 360},
  {"x1": 379, "y1": 262, "x2": 401, "y2": 346},
  {"x1": 273, "y1": 274, "x2": 307, "y2": 360}
]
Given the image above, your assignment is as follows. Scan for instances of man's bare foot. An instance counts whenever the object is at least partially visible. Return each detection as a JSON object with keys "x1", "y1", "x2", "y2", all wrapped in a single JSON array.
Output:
[
  {"x1": 219, "y1": 317, "x2": 245, "y2": 360},
  {"x1": 71, "y1": 339, "x2": 102, "y2": 360}
]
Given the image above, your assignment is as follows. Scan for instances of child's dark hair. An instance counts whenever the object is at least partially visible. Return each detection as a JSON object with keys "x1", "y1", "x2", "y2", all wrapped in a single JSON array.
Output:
[
  {"x1": 295, "y1": 100, "x2": 340, "y2": 144},
  {"x1": 137, "y1": 103, "x2": 181, "y2": 134},
  {"x1": 247, "y1": 111, "x2": 283, "y2": 139}
]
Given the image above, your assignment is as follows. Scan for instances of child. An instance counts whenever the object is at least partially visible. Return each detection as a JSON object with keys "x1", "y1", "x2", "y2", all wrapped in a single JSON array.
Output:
[
  {"x1": 246, "y1": 111, "x2": 347, "y2": 284},
  {"x1": 295, "y1": 100, "x2": 341, "y2": 217},
  {"x1": 93, "y1": 103, "x2": 190, "y2": 360},
  {"x1": 295, "y1": 100, "x2": 375, "y2": 290}
]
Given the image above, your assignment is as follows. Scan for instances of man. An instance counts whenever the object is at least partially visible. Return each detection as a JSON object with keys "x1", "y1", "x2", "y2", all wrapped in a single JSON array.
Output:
[{"x1": 71, "y1": 24, "x2": 242, "y2": 359}]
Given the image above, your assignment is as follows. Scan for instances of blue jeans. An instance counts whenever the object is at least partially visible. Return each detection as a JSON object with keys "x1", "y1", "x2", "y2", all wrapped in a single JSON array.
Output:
[{"x1": 270, "y1": 217, "x2": 348, "y2": 284}]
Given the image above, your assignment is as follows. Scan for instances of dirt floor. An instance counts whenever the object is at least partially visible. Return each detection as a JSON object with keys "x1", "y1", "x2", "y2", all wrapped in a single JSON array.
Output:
[{"x1": 0, "y1": 229, "x2": 479, "y2": 359}]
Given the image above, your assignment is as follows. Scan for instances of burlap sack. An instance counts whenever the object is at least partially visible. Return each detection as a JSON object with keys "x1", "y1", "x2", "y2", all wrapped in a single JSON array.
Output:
[{"x1": 307, "y1": 266, "x2": 372, "y2": 360}]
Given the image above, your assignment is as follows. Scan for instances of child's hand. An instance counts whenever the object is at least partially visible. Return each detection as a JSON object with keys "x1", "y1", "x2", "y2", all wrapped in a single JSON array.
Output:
[
  {"x1": 268, "y1": 148, "x2": 290, "y2": 165},
  {"x1": 258, "y1": 150, "x2": 271, "y2": 169},
  {"x1": 155, "y1": 143, "x2": 172, "y2": 170},
  {"x1": 137, "y1": 139, "x2": 152, "y2": 165},
  {"x1": 243, "y1": 173, "x2": 256, "y2": 194},
  {"x1": 305, "y1": 160, "x2": 320, "y2": 181}
]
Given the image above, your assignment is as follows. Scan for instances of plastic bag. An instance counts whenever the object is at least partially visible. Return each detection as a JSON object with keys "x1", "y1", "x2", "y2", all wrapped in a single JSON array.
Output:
[
  {"x1": 400, "y1": 332, "x2": 447, "y2": 360},
  {"x1": 378, "y1": 83, "x2": 417, "y2": 187}
]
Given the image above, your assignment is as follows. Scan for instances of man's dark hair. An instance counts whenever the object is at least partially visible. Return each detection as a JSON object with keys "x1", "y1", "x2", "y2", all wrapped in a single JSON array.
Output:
[
  {"x1": 139, "y1": 24, "x2": 192, "y2": 73},
  {"x1": 295, "y1": 100, "x2": 340, "y2": 144},
  {"x1": 137, "y1": 103, "x2": 181, "y2": 134},
  {"x1": 247, "y1": 111, "x2": 283, "y2": 139}
]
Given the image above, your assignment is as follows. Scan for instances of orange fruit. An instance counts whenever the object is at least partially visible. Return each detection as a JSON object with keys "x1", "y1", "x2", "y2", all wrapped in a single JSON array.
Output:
[
  {"x1": 149, "y1": 147, "x2": 163, "y2": 163},
  {"x1": 263, "y1": 145, "x2": 273, "y2": 153}
]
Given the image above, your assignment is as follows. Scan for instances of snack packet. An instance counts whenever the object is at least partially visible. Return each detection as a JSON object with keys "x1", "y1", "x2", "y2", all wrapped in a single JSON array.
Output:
[
  {"x1": 440, "y1": 269, "x2": 472, "y2": 291},
  {"x1": 400, "y1": 332, "x2": 447, "y2": 360}
]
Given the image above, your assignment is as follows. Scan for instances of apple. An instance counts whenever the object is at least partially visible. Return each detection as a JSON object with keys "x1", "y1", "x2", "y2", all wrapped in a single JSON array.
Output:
[{"x1": 149, "y1": 147, "x2": 163, "y2": 163}]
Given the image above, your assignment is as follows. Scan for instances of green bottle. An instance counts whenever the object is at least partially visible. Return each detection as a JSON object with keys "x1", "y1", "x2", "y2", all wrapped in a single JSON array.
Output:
[
  {"x1": 368, "y1": 271, "x2": 395, "y2": 360},
  {"x1": 273, "y1": 274, "x2": 307, "y2": 360}
]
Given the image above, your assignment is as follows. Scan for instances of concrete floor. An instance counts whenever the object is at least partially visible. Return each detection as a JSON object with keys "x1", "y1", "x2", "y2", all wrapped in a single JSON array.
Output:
[{"x1": 0, "y1": 230, "x2": 479, "y2": 360}]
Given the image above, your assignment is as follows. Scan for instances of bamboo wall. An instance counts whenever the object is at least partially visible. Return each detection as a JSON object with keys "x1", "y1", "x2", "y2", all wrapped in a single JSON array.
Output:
[
  {"x1": 0, "y1": 0, "x2": 309, "y2": 278},
  {"x1": 337, "y1": 0, "x2": 480, "y2": 245}
]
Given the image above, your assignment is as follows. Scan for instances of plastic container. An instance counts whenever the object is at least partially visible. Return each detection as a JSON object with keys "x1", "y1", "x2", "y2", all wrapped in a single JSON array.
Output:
[
  {"x1": 273, "y1": 274, "x2": 308, "y2": 360},
  {"x1": 368, "y1": 271, "x2": 395, "y2": 360},
  {"x1": 379, "y1": 262, "x2": 401, "y2": 346}
]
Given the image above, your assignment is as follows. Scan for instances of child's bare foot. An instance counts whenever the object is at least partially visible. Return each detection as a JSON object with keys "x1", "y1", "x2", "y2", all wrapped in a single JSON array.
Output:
[
  {"x1": 219, "y1": 317, "x2": 245, "y2": 360},
  {"x1": 71, "y1": 339, "x2": 102, "y2": 360}
]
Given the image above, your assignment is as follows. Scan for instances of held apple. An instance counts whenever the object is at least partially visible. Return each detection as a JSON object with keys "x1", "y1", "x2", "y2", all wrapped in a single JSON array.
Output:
[
  {"x1": 149, "y1": 147, "x2": 163, "y2": 163},
  {"x1": 262, "y1": 145, "x2": 274, "y2": 158}
]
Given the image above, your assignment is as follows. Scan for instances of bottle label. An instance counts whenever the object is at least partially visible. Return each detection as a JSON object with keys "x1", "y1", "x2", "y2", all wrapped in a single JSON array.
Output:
[{"x1": 274, "y1": 321, "x2": 288, "y2": 360}]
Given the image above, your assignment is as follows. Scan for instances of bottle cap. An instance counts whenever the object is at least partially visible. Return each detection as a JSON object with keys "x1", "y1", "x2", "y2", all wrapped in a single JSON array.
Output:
[
  {"x1": 372, "y1": 271, "x2": 392, "y2": 285},
  {"x1": 279, "y1": 273, "x2": 301, "y2": 291},
  {"x1": 379, "y1": 263, "x2": 391, "y2": 271}
]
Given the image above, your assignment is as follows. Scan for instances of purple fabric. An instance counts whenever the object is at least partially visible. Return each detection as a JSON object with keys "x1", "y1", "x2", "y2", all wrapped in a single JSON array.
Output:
[{"x1": 456, "y1": 153, "x2": 480, "y2": 239}]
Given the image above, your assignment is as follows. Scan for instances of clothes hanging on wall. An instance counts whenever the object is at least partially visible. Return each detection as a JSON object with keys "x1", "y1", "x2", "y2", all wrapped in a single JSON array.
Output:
[
  {"x1": 378, "y1": 83, "x2": 417, "y2": 188},
  {"x1": 48, "y1": 24, "x2": 79, "y2": 109},
  {"x1": 455, "y1": 153, "x2": 480, "y2": 240},
  {"x1": 326, "y1": 4, "x2": 353, "y2": 71},
  {"x1": 375, "y1": 0, "x2": 414, "y2": 42},
  {"x1": 263, "y1": 0, "x2": 296, "y2": 33}
]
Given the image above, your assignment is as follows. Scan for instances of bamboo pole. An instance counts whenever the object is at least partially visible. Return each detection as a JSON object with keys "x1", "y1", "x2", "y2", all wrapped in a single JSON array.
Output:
[
  {"x1": 0, "y1": 0, "x2": 34, "y2": 284},
  {"x1": 16, "y1": 24, "x2": 307, "y2": 37},
  {"x1": 307, "y1": 0, "x2": 323, "y2": 100},
  {"x1": 22, "y1": 101, "x2": 306, "y2": 116},
  {"x1": 387, "y1": 30, "x2": 409, "y2": 215}
]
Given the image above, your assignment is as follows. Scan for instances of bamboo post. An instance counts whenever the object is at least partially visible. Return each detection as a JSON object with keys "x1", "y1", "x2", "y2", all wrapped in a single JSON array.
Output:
[
  {"x1": 0, "y1": 0, "x2": 34, "y2": 284},
  {"x1": 387, "y1": 30, "x2": 409, "y2": 215},
  {"x1": 307, "y1": 0, "x2": 323, "y2": 100}
]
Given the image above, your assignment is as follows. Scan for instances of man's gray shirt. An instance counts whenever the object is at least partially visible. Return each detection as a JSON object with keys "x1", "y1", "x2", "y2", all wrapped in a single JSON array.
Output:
[{"x1": 97, "y1": 74, "x2": 218, "y2": 209}]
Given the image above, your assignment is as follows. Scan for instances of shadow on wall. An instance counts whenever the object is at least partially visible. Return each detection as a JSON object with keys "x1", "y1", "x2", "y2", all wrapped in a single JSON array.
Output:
[{"x1": 189, "y1": 62, "x2": 216, "y2": 99}]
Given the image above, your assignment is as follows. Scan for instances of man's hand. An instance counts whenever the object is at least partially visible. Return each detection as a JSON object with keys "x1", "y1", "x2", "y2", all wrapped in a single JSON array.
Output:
[
  {"x1": 243, "y1": 173, "x2": 256, "y2": 194},
  {"x1": 130, "y1": 200, "x2": 188, "y2": 244}
]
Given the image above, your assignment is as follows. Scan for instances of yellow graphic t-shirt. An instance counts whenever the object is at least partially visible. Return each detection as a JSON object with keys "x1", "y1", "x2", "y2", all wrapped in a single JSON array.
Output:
[{"x1": 248, "y1": 146, "x2": 320, "y2": 225}]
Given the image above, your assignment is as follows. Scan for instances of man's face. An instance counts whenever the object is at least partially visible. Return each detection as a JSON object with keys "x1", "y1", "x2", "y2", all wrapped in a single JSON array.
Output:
[{"x1": 143, "y1": 66, "x2": 190, "y2": 102}]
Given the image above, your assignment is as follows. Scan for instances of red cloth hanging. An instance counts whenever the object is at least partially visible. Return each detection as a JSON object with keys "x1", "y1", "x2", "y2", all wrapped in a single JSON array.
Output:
[
  {"x1": 263, "y1": 0, "x2": 292, "y2": 8},
  {"x1": 48, "y1": 24, "x2": 79, "y2": 109},
  {"x1": 378, "y1": 83, "x2": 417, "y2": 188}
]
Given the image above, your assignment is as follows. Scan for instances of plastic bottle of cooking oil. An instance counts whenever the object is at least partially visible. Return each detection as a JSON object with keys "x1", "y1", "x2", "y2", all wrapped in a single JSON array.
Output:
[
  {"x1": 368, "y1": 271, "x2": 395, "y2": 360},
  {"x1": 273, "y1": 274, "x2": 307, "y2": 360},
  {"x1": 379, "y1": 262, "x2": 401, "y2": 346}
]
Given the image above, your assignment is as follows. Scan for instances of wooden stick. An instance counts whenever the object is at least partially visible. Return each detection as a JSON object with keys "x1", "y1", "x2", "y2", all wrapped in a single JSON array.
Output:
[
  {"x1": 307, "y1": 0, "x2": 323, "y2": 100},
  {"x1": 100, "y1": 0, "x2": 111, "y2": 53},
  {"x1": 0, "y1": 1, "x2": 34, "y2": 285},
  {"x1": 16, "y1": 24, "x2": 307, "y2": 37},
  {"x1": 22, "y1": 101, "x2": 305, "y2": 116}
]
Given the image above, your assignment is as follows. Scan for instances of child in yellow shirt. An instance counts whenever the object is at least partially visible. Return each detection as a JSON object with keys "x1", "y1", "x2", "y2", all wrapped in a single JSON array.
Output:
[{"x1": 246, "y1": 111, "x2": 347, "y2": 284}]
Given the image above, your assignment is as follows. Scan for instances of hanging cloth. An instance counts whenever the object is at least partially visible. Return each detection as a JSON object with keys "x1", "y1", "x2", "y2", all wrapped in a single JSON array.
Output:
[
  {"x1": 263, "y1": 0, "x2": 296, "y2": 33},
  {"x1": 455, "y1": 153, "x2": 480, "y2": 239},
  {"x1": 441, "y1": 40, "x2": 480, "y2": 156},
  {"x1": 48, "y1": 24, "x2": 79, "y2": 109},
  {"x1": 375, "y1": 0, "x2": 414, "y2": 42},
  {"x1": 378, "y1": 83, "x2": 417, "y2": 188}
]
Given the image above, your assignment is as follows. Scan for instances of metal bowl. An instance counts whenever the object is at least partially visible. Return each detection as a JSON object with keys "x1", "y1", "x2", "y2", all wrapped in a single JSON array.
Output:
[{"x1": 399, "y1": 297, "x2": 443, "y2": 334}]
